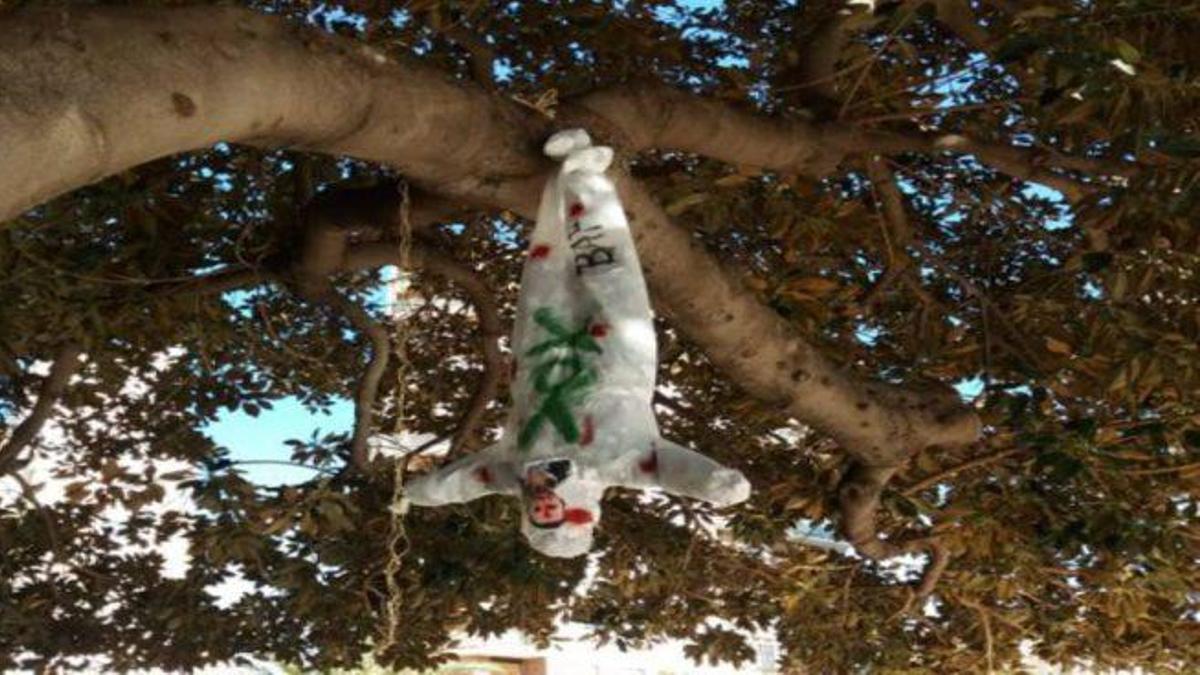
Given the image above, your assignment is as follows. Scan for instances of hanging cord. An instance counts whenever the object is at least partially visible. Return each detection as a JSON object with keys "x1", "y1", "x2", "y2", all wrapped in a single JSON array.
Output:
[{"x1": 378, "y1": 181, "x2": 415, "y2": 658}]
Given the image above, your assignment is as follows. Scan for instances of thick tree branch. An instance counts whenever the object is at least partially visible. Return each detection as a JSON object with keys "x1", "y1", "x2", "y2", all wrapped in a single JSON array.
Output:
[
  {"x1": 570, "y1": 83, "x2": 848, "y2": 175},
  {"x1": 568, "y1": 83, "x2": 1129, "y2": 202},
  {"x1": 0, "y1": 342, "x2": 83, "y2": 475},
  {"x1": 0, "y1": 6, "x2": 544, "y2": 224},
  {"x1": 0, "y1": 5, "x2": 980, "y2": 500},
  {"x1": 836, "y1": 462, "x2": 950, "y2": 600},
  {"x1": 614, "y1": 174, "x2": 979, "y2": 468}
]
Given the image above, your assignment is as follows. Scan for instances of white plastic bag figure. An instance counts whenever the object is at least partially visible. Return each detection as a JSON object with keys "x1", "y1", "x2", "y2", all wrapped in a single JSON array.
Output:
[{"x1": 398, "y1": 129, "x2": 750, "y2": 557}]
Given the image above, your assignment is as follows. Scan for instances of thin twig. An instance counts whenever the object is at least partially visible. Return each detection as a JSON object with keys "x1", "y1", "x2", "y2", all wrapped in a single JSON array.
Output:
[
  {"x1": 902, "y1": 447, "x2": 1024, "y2": 496},
  {"x1": 837, "y1": 4, "x2": 924, "y2": 120},
  {"x1": 850, "y1": 98, "x2": 1025, "y2": 124},
  {"x1": 0, "y1": 342, "x2": 83, "y2": 475},
  {"x1": 443, "y1": 25, "x2": 496, "y2": 87},
  {"x1": 229, "y1": 460, "x2": 338, "y2": 477},
  {"x1": 960, "y1": 596, "x2": 996, "y2": 674},
  {"x1": 411, "y1": 249, "x2": 504, "y2": 456},
  {"x1": 325, "y1": 291, "x2": 392, "y2": 473},
  {"x1": 11, "y1": 472, "x2": 62, "y2": 558},
  {"x1": 1119, "y1": 461, "x2": 1200, "y2": 477}
]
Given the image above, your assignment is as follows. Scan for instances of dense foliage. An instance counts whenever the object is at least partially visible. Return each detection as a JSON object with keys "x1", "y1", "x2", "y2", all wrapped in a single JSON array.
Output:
[{"x1": 1, "y1": 1, "x2": 1198, "y2": 672}]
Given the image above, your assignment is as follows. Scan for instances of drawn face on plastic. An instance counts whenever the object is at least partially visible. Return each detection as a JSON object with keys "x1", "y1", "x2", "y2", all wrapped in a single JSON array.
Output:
[
  {"x1": 523, "y1": 459, "x2": 573, "y2": 528},
  {"x1": 519, "y1": 458, "x2": 603, "y2": 558}
]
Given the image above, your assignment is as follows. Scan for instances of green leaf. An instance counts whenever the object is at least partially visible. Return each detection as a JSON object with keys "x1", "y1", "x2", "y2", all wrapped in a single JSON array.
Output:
[
  {"x1": 995, "y1": 33, "x2": 1044, "y2": 63},
  {"x1": 1016, "y1": 6, "x2": 1060, "y2": 20},
  {"x1": 664, "y1": 193, "x2": 708, "y2": 216},
  {"x1": 1113, "y1": 38, "x2": 1141, "y2": 64},
  {"x1": 1156, "y1": 135, "x2": 1200, "y2": 159}
]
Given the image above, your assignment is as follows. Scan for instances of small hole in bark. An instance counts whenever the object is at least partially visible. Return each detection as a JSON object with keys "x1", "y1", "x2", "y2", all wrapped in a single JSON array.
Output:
[
  {"x1": 856, "y1": 401, "x2": 869, "y2": 410},
  {"x1": 171, "y1": 92, "x2": 197, "y2": 117},
  {"x1": 820, "y1": 376, "x2": 831, "y2": 386}
]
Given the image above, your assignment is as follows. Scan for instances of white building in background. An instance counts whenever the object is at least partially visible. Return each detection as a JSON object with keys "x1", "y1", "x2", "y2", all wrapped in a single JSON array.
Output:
[{"x1": 438, "y1": 624, "x2": 779, "y2": 675}]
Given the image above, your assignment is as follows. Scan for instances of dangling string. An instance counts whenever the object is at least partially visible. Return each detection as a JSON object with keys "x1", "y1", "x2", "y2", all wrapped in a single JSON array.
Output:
[{"x1": 378, "y1": 181, "x2": 414, "y2": 658}]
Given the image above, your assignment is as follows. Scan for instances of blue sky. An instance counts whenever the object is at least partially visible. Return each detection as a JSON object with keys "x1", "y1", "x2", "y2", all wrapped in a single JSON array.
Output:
[
  {"x1": 201, "y1": 277, "x2": 399, "y2": 485},
  {"x1": 203, "y1": 397, "x2": 352, "y2": 485}
]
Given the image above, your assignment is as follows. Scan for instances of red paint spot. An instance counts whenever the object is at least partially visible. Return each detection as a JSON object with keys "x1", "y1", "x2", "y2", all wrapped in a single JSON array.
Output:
[
  {"x1": 474, "y1": 466, "x2": 493, "y2": 484},
  {"x1": 530, "y1": 244, "x2": 551, "y2": 259},
  {"x1": 579, "y1": 415, "x2": 595, "y2": 446},
  {"x1": 589, "y1": 323, "x2": 608, "y2": 338},
  {"x1": 568, "y1": 202, "x2": 585, "y2": 219},
  {"x1": 564, "y1": 508, "x2": 593, "y2": 525},
  {"x1": 638, "y1": 451, "x2": 658, "y2": 475}
]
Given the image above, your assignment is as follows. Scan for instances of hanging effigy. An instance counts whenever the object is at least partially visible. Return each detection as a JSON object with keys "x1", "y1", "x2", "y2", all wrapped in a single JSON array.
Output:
[{"x1": 396, "y1": 129, "x2": 750, "y2": 557}]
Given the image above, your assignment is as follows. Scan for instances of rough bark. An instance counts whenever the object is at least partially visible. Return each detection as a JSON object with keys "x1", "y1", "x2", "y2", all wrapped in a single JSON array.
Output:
[{"x1": 0, "y1": 6, "x2": 542, "y2": 224}]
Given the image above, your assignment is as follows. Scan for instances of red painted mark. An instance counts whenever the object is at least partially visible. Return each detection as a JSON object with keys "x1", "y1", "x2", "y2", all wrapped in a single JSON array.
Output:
[
  {"x1": 564, "y1": 508, "x2": 593, "y2": 525},
  {"x1": 638, "y1": 451, "x2": 658, "y2": 475},
  {"x1": 579, "y1": 415, "x2": 595, "y2": 446},
  {"x1": 530, "y1": 244, "x2": 552, "y2": 259},
  {"x1": 589, "y1": 323, "x2": 608, "y2": 338},
  {"x1": 568, "y1": 202, "x2": 585, "y2": 219},
  {"x1": 474, "y1": 466, "x2": 493, "y2": 484}
]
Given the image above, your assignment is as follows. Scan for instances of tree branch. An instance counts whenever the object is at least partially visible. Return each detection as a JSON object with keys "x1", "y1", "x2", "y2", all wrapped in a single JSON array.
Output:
[
  {"x1": 614, "y1": 174, "x2": 980, "y2": 469},
  {"x1": 285, "y1": 179, "x2": 502, "y2": 471},
  {"x1": 570, "y1": 82, "x2": 849, "y2": 175},
  {"x1": 856, "y1": 131, "x2": 1132, "y2": 202},
  {"x1": 902, "y1": 447, "x2": 1023, "y2": 496},
  {"x1": 0, "y1": 342, "x2": 83, "y2": 475},
  {"x1": 0, "y1": 6, "x2": 545, "y2": 224},
  {"x1": 442, "y1": 25, "x2": 497, "y2": 88},
  {"x1": 405, "y1": 247, "x2": 504, "y2": 455},
  {"x1": 568, "y1": 83, "x2": 1130, "y2": 202},
  {"x1": 0, "y1": 4, "x2": 981, "y2": 516},
  {"x1": 836, "y1": 461, "x2": 950, "y2": 600},
  {"x1": 322, "y1": 288, "x2": 392, "y2": 473},
  {"x1": 777, "y1": 4, "x2": 880, "y2": 117}
]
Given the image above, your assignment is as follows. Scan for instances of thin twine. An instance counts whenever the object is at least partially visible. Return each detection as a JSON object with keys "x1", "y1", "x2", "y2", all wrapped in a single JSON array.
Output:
[{"x1": 378, "y1": 181, "x2": 414, "y2": 658}]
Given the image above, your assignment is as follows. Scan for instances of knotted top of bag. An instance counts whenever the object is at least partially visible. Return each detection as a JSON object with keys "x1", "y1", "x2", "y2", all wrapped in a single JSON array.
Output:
[{"x1": 544, "y1": 129, "x2": 614, "y2": 173}]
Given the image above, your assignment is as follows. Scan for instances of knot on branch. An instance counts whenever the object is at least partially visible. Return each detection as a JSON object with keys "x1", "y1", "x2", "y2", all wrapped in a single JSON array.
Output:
[{"x1": 835, "y1": 461, "x2": 951, "y2": 601}]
